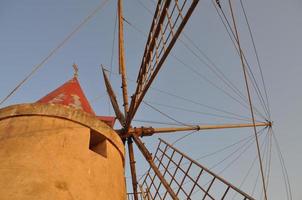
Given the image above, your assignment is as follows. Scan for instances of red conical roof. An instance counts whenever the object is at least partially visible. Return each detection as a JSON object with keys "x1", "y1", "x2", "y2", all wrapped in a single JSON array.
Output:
[
  {"x1": 37, "y1": 77, "x2": 115, "y2": 127},
  {"x1": 37, "y1": 77, "x2": 95, "y2": 114}
]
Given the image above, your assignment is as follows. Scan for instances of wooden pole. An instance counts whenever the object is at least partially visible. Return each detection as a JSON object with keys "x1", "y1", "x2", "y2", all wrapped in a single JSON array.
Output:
[
  {"x1": 132, "y1": 134, "x2": 179, "y2": 200},
  {"x1": 118, "y1": 0, "x2": 129, "y2": 115},
  {"x1": 128, "y1": 138, "x2": 139, "y2": 200},
  {"x1": 228, "y1": 1, "x2": 268, "y2": 199},
  {"x1": 121, "y1": 122, "x2": 271, "y2": 137},
  {"x1": 102, "y1": 66, "x2": 125, "y2": 126}
]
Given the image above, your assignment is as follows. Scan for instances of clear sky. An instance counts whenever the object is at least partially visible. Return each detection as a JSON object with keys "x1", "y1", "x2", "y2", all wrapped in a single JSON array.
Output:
[{"x1": 0, "y1": 0, "x2": 301, "y2": 199}]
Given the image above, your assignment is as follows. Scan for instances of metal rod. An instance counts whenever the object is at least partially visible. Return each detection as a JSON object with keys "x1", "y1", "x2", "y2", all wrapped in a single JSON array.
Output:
[
  {"x1": 128, "y1": 138, "x2": 139, "y2": 200},
  {"x1": 121, "y1": 122, "x2": 271, "y2": 137},
  {"x1": 132, "y1": 134, "x2": 179, "y2": 200}
]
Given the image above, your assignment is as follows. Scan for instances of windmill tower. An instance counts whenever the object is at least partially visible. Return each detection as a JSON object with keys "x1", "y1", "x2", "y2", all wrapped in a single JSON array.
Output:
[
  {"x1": 0, "y1": 0, "x2": 275, "y2": 200},
  {"x1": 0, "y1": 69, "x2": 126, "y2": 199}
]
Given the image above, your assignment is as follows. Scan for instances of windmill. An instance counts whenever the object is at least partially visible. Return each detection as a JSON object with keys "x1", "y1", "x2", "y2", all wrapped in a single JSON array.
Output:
[
  {"x1": 103, "y1": 0, "x2": 271, "y2": 199},
  {"x1": 0, "y1": 0, "x2": 290, "y2": 200}
]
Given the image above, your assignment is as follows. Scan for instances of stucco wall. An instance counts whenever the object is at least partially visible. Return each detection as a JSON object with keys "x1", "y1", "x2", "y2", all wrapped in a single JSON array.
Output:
[{"x1": 0, "y1": 104, "x2": 126, "y2": 200}]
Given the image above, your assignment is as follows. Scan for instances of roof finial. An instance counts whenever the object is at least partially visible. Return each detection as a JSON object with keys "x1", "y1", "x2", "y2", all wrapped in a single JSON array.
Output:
[{"x1": 73, "y1": 63, "x2": 79, "y2": 78}]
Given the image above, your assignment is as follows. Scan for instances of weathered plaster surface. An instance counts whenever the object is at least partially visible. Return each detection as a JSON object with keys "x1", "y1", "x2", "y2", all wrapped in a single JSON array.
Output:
[{"x1": 0, "y1": 104, "x2": 126, "y2": 200}]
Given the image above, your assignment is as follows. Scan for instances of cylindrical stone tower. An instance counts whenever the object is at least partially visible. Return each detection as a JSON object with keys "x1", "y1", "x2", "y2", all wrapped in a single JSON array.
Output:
[{"x1": 0, "y1": 77, "x2": 126, "y2": 200}]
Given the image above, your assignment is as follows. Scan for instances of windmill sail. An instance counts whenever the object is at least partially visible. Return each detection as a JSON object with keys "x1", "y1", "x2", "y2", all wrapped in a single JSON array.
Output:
[
  {"x1": 126, "y1": 0, "x2": 200, "y2": 128},
  {"x1": 137, "y1": 139, "x2": 255, "y2": 200}
]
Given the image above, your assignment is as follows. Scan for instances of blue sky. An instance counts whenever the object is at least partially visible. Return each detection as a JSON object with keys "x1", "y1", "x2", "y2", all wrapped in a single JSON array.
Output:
[{"x1": 0, "y1": 0, "x2": 301, "y2": 199}]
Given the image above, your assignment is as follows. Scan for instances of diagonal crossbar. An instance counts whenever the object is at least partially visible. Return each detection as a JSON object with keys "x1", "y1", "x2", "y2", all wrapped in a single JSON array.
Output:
[
  {"x1": 126, "y1": 0, "x2": 200, "y2": 130},
  {"x1": 140, "y1": 139, "x2": 256, "y2": 200}
]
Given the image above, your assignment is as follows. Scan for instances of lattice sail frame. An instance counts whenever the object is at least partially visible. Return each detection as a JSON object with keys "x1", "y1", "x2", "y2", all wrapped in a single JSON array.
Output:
[
  {"x1": 108, "y1": 0, "x2": 271, "y2": 199},
  {"x1": 127, "y1": 0, "x2": 200, "y2": 127},
  {"x1": 138, "y1": 139, "x2": 255, "y2": 200}
]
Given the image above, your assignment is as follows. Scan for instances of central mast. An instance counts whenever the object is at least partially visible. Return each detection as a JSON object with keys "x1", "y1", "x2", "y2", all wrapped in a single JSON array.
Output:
[
  {"x1": 118, "y1": 0, "x2": 129, "y2": 116},
  {"x1": 117, "y1": 1, "x2": 139, "y2": 200}
]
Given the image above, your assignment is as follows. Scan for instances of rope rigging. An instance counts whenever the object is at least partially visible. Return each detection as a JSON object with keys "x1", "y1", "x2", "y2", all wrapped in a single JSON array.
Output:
[
  {"x1": 170, "y1": 128, "x2": 267, "y2": 198},
  {"x1": 148, "y1": 0, "x2": 269, "y2": 121},
  {"x1": 100, "y1": 66, "x2": 256, "y2": 123},
  {"x1": 144, "y1": 100, "x2": 257, "y2": 122},
  {"x1": 272, "y1": 129, "x2": 293, "y2": 200},
  {"x1": 129, "y1": 126, "x2": 266, "y2": 183},
  {"x1": 227, "y1": 0, "x2": 268, "y2": 198},
  {"x1": 0, "y1": 1, "x2": 291, "y2": 199},
  {"x1": 108, "y1": 3, "x2": 118, "y2": 115},
  {"x1": 239, "y1": 0, "x2": 272, "y2": 120},
  {"x1": 211, "y1": 0, "x2": 271, "y2": 120},
  {"x1": 0, "y1": 0, "x2": 110, "y2": 107},
  {"x1": 232, "y1": 128, "x2": 270, "y2": 199},
  {"x1": 126, "y1": 1, "x2": 268, "y2": 121},
  {"x1": 142, "y1": 100, "x2": 193, "y2": 127}
]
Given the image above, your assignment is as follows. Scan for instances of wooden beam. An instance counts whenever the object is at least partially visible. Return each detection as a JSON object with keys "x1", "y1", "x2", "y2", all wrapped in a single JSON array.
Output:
[
  {"x1": 132, "y1": 134, "x2": 179, "y2": 200},
  {"x1": 125, "y1": 0, "x2": 200, "y2": 131},
  {"x1": 119, "y1": 122, "x2": 271, "y2": 138},
  {"x1": 128, "y1": 138, "x2": 139, "y2": 200},
  {"x1": 118, "y1": 0, "x2": 129, "y2": 116},
  {"x1": 102, "y1": 66, "x2": 125, "y2": 126}
]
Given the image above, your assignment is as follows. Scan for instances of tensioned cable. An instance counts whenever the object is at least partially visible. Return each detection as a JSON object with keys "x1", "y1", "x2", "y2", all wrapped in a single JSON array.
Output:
[
  {"x1": 120, "y1": 20, "x2": 262, "y2": 122},
  {"x1": 228, "y1": 1, "x2": 268, "y2": 199},
  {"x1": 263, "y1": 128, "x2": 271, "y2": 190},
  {"x1": 171, "y1": 49, "x2": 267, "y2": 120},
  {"x1": 212, "y1": 0, "x2": 270, "y2": 119},
  {"x1": 195, "y1": 128, "x2": 265, "y2": 162},
  {"x1": 124, "y1": 18, "x2": 254, "y2": 121},
  {"x1": 271, "y1": 129, "x2": 292, "y2": 200},
  {"x1": 100, "y1": 66, "x2": 254, "y2": 121},
  {"x1": 133, "y1": 119, "x2": 188, "y2": 126},
  {"x1": 171, "y1": 127, "x2": 265, "y2": 164},
  {"x1": 239, "y1": 0, "x2": 271, "y2": 120},
  {"x1": 147, "y1": 0, "x2": 268, "y2": 120},
  {"x1": 211, "y1": 0, "x2": 270, "y2": 119},
  {"x1": 251, "y1": 168, "x2": 260, "y2": 196},
  {"x1": 210, "y1": 127, "x2": 266, "y2": 170},
  {"x1": 144, "y1": 100, "x2": 257, "y2": 122},
  {"x1": 108, "y1": 3, "x2": 118, "y2": 115},
  {"x1": 152, "y1": 128, "x2": 266, "y2": 198},
  {"x1": 90, "y1": 93, "x2": 105, "y2": 103},
  {"x1": 142, "y1": 101, "x2": 193, "y2": 127},
  {"x1": 265, "y1": 128, "x2": 272, "y2": 191},
  {"x1": 131, "y1": 126, "x2": 265, "y2": 181},
  {"x1": 136, "y1": 0, "x2": 154, "y2": 15},
  {"x1": 259, "y1": 129, "x2": 272, "y2": 200},
  {"x1": 232, "y1": 129, "x2": 269, "y2": 200},
  {"x1": 236, "y1": 1, "x2": 271, "y2": 119},
  {"x1": 179, "y1": 128, "x2": 267, "y2": 198},
  {"x1": 178, "y1": 37, "x2": 268, "y2": 120},
  {"x1": 0, "y1": 0, "x2": 110, "y2": 107},
  {"x1": 129, "y1": 0, "x2": 267, "y2": 120},
  {"x1": 209, "y1": 128, "x2": 266, "y2": 184},
  {"x1": 171, "y1": 130, "x2": 198, "y2": 145},
  {"x1": 151, "y1": 87, "x2": 258, "y2": 121}
]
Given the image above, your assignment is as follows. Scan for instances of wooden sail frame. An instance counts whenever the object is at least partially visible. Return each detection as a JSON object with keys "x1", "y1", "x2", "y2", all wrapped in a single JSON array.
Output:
[{"x1": 104, "y1": 0, "x2": 273, "y2": 199}]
